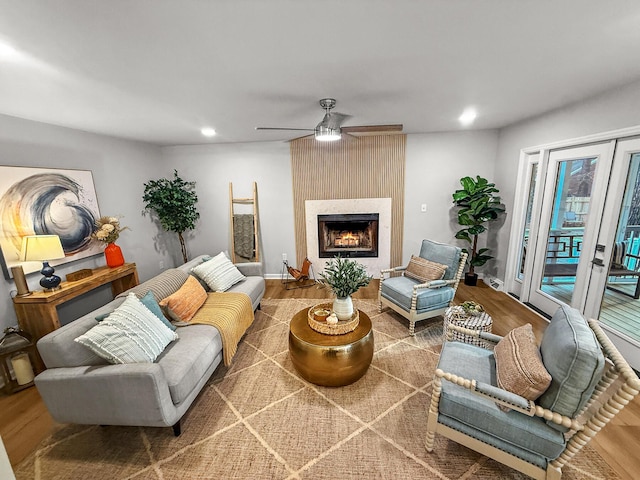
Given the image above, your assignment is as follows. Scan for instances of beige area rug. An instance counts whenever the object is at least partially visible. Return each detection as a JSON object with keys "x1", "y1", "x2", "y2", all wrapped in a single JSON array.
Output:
[{"x1": 16, "y1": 298, "x2": 619, "y2": 480}]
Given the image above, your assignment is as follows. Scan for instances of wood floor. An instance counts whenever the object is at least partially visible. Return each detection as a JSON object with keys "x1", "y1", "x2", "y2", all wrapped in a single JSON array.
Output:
[{"x1": 1, "y1": 279, "x2": 638, "y2": 479}]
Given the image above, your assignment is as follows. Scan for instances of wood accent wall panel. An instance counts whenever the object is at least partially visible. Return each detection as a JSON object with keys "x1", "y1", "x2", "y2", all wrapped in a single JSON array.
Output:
[{"x1": 290, "y1": 134, "x2": 406, "y2": 268}]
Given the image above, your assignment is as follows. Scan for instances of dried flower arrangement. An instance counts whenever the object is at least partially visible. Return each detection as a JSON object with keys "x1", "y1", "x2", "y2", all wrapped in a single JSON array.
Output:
[{"x1": 91, "y1": 216, "x2": 128, "y2": 244}]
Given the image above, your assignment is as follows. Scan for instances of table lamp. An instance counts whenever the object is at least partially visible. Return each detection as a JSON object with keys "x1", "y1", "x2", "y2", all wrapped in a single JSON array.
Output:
[{"x1": 20, "y1": 235, "x2": 66, "y2": 290}]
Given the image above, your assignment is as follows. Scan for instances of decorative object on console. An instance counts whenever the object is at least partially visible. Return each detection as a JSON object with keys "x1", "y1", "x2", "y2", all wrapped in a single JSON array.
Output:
[
  {"x1": 20, "y1": 235, "x2": 65, "y2": 290},
  {"x1": 0, "y1": 166, "x2": 102, "y2": 280},
  {"x1": 143, "y1": 170, "x2": 199, "y2": 264},
  {"x1": 65, "y1": 268, "x2": 93, "y2": 282},
  {"x1": 0, "y1": 327, "x2": 38, "y2": 394},
  {"x1": 91, "y1": 216, "x2": 128, "y2": 268},
  {"x1": 318, "y1": 255, "x2": 371, "y2": 320},
  {"x1": 452, "y1": 175, "x2": 505, "y2": 286},
  {"x1": 10, "y1": 265, "x2": 30, "y2": 297}
]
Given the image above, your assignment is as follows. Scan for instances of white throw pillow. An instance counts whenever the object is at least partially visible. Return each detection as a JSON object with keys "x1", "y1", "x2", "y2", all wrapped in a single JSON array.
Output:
[
  {"x1": 75, "y1": 293, "x2": 178, "y2": 364},
  {"x1": 191, "y1": 251, "x2": 246, "y2": 292}
]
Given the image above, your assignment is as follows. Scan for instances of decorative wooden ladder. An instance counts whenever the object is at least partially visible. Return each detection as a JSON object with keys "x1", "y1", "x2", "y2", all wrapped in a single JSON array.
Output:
[{"x1": 229, "y1": 182, "x2": 260, "y2": 263}]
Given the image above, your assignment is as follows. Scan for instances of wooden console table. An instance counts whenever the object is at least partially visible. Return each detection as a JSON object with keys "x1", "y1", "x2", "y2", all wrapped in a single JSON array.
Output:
[{"x1": 12, "y1": 263, "x2": 139, "y2": 344}]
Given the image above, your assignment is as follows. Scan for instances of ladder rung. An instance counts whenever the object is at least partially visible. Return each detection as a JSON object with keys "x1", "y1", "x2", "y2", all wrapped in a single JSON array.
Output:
[{"x1": 233, "y1": 198, "x2": 254, "y2": 204}]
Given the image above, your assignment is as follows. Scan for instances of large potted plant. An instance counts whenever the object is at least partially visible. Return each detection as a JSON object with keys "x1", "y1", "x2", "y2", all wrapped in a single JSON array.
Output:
[
  {"x1": 318, "y1": 256, "x2": 372, "y2": 320},
  {"x1": 452, "y1": 175, "x2": 505, "y2": 286},
  {"x1": 142, "y1": 170, "x2": 199, "y2": 264}
]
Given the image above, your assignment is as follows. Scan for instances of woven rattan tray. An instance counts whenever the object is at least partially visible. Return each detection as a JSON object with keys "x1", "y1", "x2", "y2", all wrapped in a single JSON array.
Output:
[{"x1": 307, "y1": 302, "x2": 359, "y2": 335}]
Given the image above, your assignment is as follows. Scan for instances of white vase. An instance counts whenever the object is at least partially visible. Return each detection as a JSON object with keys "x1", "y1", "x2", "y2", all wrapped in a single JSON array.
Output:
[{"x1": 333, "y1": 296, "x2": 354, "y2": 320}]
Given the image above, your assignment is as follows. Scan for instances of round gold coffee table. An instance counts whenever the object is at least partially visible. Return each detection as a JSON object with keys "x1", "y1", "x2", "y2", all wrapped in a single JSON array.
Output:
[{"x1": 288, "y1": 307, "x2": 374, "y2": 387}]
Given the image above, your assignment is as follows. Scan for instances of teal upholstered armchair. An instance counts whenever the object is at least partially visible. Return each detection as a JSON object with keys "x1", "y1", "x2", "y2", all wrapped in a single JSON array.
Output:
[
  {"x1": 426, "y1": 305, "x2": 640, "y2": 480},
  {"x1": 378, "y1": 239, "x2": 467, "y2": 335}
]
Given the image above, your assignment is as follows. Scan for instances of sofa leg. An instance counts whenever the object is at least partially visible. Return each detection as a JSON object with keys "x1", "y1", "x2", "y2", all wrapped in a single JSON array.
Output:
[{"x1": 172, "y1": 421, "x2": 181, "y2": 436}]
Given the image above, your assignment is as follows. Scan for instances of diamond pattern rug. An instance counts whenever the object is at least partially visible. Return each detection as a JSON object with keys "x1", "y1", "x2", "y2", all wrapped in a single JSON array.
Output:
[{"x1": 15, "y1": 298, "x2": 620, "y2": 479}]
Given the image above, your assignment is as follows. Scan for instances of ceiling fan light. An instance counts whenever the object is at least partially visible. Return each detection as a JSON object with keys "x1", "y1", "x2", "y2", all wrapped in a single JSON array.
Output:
[{"x1": 315, "y1": 125, "x2": 341, "y2": 142}]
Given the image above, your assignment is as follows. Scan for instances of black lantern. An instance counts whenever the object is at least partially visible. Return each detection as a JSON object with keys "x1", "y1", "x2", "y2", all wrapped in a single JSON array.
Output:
[{"x1": 0, "y1": 327, "x2": 38, "y2": 394}]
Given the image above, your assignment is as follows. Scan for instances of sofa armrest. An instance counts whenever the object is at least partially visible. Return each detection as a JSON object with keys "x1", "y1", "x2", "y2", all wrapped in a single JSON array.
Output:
[
  {"x1": 34, "y1": 363, "x2": 179, "y2": 427},
  {"x1": 235, "y1": 262, "x2": 263, "y2": 277}
]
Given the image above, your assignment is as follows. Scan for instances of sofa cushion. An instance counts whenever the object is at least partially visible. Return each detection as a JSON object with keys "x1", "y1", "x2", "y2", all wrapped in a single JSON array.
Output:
[
  {"x1": 192, "y1": 252, "x2": 246, "y2": 292},
  {"x1": 404, "y1": 255, "x2": 447, "y2": 283},
  {"x1": 118, "y1": 268, "x2": 189, "y2": 303},
  {"x1": 381, "y1": 276, "x2": 454, "y2": 312},
  {"x1": 437, "y1": 341, "x2": 566, "y2": 462},
  {"x1": 75, "y1": 293, "x2": 178, "y2": 364},
  {"x1": 494, "y1": 324, "x2": 551, "y2": 408},
  {"x1": 418, "y1": 239, "x2": 462, "y2": 280},
  {"x1": 539, "y1": 305, "x2": 605, "y2": 428},
  {"x1": 159, "y1": 275, "x2": 208, "y2": 322},
  {"x1": 157, "y1": 324, "x2": 223, "y2": 404}
]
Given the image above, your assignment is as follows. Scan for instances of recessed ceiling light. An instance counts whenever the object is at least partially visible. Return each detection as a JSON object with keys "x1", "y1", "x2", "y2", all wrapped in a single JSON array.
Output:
[
  {"x1": 200, "y1": 127, "x2": 216, "y2": 137},
  {"x1": 459, "y1": 108, "x2": 477, "y2": 126}
]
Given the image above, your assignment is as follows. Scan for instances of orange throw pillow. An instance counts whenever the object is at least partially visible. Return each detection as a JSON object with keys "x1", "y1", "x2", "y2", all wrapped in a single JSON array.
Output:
[{"x1": 159, "y1": 275, "x2": 207, "y2": 322}]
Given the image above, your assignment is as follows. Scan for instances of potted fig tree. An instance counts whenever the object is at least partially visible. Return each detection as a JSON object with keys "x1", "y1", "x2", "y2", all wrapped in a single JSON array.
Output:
[
  {"x1": 142, "y1": 170, "x2": 199, "y2": 264},
  {"x1": 452, "y1": 175, "x2": 505, "y2": 286}
]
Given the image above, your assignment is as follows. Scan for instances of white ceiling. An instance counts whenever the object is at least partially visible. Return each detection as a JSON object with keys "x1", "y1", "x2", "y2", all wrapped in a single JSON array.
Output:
[{"x1": 2, "y1": 1, "x2": 640, "y2": 146}]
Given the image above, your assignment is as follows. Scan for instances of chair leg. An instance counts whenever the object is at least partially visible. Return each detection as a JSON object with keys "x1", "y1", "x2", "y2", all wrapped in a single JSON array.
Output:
[{"x1": 409, "y1": 320, "x2": 416, "y2": 336}]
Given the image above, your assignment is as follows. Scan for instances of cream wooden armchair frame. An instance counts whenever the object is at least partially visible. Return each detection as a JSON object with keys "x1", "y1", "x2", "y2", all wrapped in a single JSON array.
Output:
[
  {"x1": 378, "y1": 239, "x2": 466, "y2": 335},
  {"x1": 426, "y1": 321, "x2": 640, "y2": 480}
]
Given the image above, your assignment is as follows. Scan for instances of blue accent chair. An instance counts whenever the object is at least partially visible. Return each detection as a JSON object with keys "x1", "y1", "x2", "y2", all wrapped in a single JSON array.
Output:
[
  {"x1": 378, "y1": 239, "x2": 467, "y2": 335},
  {"x1": 425, "y1": 305, "x2": 640, "y2": 480}
]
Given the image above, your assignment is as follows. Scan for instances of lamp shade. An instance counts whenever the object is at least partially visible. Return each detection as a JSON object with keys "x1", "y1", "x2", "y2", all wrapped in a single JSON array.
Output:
[{"x1": 20, "y1": 235, "x2": 65, "y2": 262}]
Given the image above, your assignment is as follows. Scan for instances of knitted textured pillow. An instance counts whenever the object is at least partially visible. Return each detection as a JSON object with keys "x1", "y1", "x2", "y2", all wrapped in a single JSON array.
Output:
[
  {"x1": 75, "y1": 293, "x2": 178, "y2": 364},
  {"x1": 159, "y1": 275, "x2": 208, "y2": 322},
  {"x1": 191, "y1": 251, "x2": 246, "y2": 292},
  {"x1": 494, "y1": 323, "x2": 552, "y2": 408},
  {"x1": 404, "y1": 255, "x2": 447, "y2": 283}
]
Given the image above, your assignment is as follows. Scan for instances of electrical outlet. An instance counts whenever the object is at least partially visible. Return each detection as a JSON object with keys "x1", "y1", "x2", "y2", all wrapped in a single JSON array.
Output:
[
  {"x1": 421, "y1": 204, "x2": 427, "y2": 212},
  {"x1": 159, "y1": 260, "x2": 165, "y2": 269},
  {"x1": 282, "y1": 253, "x2": 287, "y2": 262}
]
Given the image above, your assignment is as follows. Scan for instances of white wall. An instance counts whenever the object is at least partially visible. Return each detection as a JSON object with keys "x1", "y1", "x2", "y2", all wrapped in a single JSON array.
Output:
[
  {"x1": 494, "y1": 79, "x2": 640, "y2": 283},
  {"x1": 404, "y1": 130, "x2": 500, "y2": 265},
  {"x1": 0, "y1": 114, "x2": 168, "y2": 331},
  {"x1": 160, "y1": 141, "x2": 295, "y2": 277}
]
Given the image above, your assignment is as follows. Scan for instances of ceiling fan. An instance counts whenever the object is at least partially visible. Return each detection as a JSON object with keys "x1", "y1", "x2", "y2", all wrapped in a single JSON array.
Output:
[{"x1": 255, "y1": 98, "x2": 402, "y2": 142}]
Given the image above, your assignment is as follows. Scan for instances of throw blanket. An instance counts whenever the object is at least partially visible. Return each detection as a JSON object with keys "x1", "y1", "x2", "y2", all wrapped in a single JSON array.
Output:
[
  {"x1": 188, "y1": 292, "x2": 254, "y2": 366},
  {"x1": 233, "y1": 214, "x2": 255, "y2": 260}
]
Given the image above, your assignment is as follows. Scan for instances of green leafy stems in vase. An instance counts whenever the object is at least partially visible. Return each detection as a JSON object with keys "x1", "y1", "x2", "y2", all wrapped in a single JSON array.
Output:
[
  {"x1": 91, "y1": 216, "x2": 129, "y2": 268},
  {"x1": 318, "y1": 256, "x2": 372, "y2": 320}
]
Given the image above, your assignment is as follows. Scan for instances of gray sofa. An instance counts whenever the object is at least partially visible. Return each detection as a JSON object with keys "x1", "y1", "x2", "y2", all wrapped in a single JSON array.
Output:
[{"x1": 34, "y1": 254, "x2": 265, "y2": 435}]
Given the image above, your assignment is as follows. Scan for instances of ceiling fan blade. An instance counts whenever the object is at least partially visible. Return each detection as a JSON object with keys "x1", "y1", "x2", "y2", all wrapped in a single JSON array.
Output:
[
  {"x1": 341, "y1": 124, "x2": 403, "y2": 133},
  {"x1": 287, "y1": 133, "x2": 314, "y2": 142},
  {"x1": 317, "y1": 112, "x2": 351, "y2": 130},
  {"x1": 255, "y1": 127, "x2": 315, "y2": 131}
]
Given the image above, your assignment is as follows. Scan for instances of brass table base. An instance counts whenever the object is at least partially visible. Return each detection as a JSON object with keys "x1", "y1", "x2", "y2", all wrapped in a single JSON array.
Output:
[{"x1": 288, "y1": 307, "x2": 374, "y2": 387}]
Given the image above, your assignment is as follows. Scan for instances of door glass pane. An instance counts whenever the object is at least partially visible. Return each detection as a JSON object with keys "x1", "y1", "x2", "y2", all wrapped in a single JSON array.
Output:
[
  {"x1": 599, "y1": 153, "x2": 640, "y2": 343},
  {"x1": 539, "y1": 157, "x2": 597, "y2": 304},
  {"x1": 518, "y1": 162, "x2": 538, "y2": 280}
]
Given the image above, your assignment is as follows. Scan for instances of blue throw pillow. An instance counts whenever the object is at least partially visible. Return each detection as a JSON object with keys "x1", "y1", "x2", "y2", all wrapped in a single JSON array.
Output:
[{"x1": 140, "y1": 291, "x2": 176, "y2": 331}]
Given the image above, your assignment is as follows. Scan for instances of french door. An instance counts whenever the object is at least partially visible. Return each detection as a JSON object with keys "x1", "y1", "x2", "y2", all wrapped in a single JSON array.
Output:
[
  {"x1": 513, "y1": 136, "x2": 640, "y2": 369},
  {"x1": 584, "y1": 138, "x2": 640, "y2": 369},
  {"x1": 525, "y1": 142, "x2": 614, "y2": 314}
]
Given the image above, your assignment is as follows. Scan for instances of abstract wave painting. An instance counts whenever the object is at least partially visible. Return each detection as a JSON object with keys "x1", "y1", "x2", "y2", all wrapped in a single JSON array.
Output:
[{"x1": 0, "y1": 167, "x2": 102, "y2": 278}]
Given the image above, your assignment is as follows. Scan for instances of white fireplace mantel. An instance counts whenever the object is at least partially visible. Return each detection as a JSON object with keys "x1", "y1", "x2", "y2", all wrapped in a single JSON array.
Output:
[{"x1": 305, "y1": 198, "x2": 392, "y2": 278}]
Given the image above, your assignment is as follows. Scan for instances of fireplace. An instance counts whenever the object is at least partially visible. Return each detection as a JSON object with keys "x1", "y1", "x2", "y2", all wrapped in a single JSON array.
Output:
[{"x1": 318, "y1": 213, "x2": 379, "y2": 258}]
